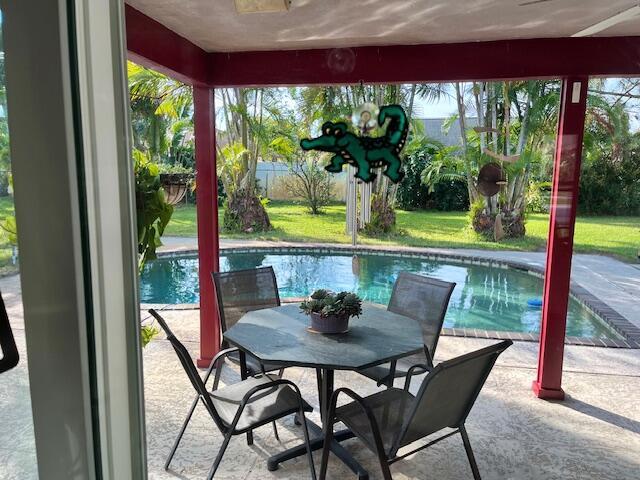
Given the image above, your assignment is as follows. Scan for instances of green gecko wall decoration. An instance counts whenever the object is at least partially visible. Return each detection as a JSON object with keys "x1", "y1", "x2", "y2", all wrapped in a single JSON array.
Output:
[{"x1": 300, "y1": 104, "x2": 408, "y2": 183}]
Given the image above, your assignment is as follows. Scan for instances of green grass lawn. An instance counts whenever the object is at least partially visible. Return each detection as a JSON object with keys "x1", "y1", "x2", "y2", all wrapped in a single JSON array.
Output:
[
  {"x1": 165, "y1": 201, "x2": 640, "y2": 262},
  {"x1": 0, "y1": 196, "x2": 634, "y2": 276}
]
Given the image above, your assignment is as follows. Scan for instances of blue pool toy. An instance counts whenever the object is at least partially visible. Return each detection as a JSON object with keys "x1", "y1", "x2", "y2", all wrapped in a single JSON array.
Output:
[{"x1": 527, "y1": 298, "x2": 543, "y2": 308}]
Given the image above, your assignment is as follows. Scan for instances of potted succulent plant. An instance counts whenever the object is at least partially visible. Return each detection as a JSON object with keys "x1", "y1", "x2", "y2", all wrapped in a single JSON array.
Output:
[{"x1": 300, "y1": 289, "x2": 363, "y2": 334}]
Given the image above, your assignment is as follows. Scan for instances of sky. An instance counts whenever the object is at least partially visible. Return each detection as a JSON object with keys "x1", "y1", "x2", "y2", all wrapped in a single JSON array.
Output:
[{"x1": 415, "y1": 94, "x2": 459, "y2": 119}]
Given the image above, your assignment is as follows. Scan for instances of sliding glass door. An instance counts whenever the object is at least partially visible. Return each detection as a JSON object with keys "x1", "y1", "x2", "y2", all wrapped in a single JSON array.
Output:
[{"x1": 0, "y1": 1, "x2": 144, "y2": 478}]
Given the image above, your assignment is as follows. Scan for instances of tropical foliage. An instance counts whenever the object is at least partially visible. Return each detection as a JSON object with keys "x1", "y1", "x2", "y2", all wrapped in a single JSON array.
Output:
[
  {"x1": 580, "y1": 79, "x2": 640, "y2": 215},
  {"x1": 131, "y1": 146, "x2": 173, "y2": 347},
  {"x1": 418, "y1": 80, "x2": 561, "y2": 239},
  {"x1": 127, "y1": 62, "x2": 188, "y2": 272},
  {"x1": 133, "y1": 150, "x2": 174, "y2": 271},
  {"x1": 216, "y1": 88, "x2": 278, "y2": 232},
  {"x1": 128, "y1": 62, "x2": 194, "y2": 168},
  {"x1": 579, "y1": 141, "x2": 640, "y2": 215},
  {"x1": 292, "y1": 84, "x2": 423, "y2": 232},
  {"x1": 416, "y1": 78, "x2": 640, "y2": 235}
]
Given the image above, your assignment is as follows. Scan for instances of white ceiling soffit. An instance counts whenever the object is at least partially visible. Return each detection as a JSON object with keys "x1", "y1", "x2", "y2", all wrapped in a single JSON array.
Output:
[
  {"x1": 126, "y1": 0, "x2": 640, "y2": 53},
  {"x1": 573, "y1": 5, "x2": 640, "y2": 37}
]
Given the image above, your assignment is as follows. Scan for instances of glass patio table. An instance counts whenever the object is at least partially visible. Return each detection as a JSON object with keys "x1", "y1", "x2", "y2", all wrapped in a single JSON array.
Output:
[{"x1": 223, "y1": 302, "x2": 423, "y2": 480}]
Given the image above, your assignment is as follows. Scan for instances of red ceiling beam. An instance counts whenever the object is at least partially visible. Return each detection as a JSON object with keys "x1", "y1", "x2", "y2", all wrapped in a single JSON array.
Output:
[
  {"x1": 209, "y1": 37, "x2": 640, "y2": 87},
  {"x1": 124, "y1": 5, "x2": 209, "y2": 86}
]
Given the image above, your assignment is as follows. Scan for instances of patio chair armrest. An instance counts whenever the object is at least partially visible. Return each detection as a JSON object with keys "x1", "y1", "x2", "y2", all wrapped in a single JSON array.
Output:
[
  {"x1": 331, "y1": 387, "x2": 366, "y2": 406},
  {"x1": 328, "y1": 388, "x2": 376, "y2": 425},
  {"x1": 403, "y1": 363, "x2": 430, "y2": 391},
  {"x1": 203, "y1": 347, "x2": 240, "y2": 385},
  {"x1": 328, "y1": 387, "x2": 389, "y2": 460}
]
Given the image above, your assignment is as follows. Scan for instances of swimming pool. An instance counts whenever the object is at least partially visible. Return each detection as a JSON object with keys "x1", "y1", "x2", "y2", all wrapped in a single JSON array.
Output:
[{"x1": 140, "y1": 250, "x2": 620, "y2": 339}]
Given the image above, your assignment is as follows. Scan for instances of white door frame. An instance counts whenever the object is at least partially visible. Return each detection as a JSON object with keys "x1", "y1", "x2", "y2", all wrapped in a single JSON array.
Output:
[{"x1": 2, "y1": 0, "x2": 145, "y2": 478}]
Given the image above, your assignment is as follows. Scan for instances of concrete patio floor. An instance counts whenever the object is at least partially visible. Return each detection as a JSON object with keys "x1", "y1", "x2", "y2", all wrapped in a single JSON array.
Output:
[
  {"x1": 2, "y1": 267, "x2": 639, "y2": 479},
  {"x1": 143, "y1": 309, "x2": 640, "y2": 480}
]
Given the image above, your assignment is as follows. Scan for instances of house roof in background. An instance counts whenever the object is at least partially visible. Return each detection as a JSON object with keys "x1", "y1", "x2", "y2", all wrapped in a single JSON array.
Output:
[{"x1": 420, "y1": 117, "x2": 478, "y2": 147}]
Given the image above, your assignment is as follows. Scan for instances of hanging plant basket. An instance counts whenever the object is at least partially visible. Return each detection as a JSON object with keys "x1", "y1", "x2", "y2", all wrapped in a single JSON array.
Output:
[{"x1": 160, "y1": 173, "x2": 192, "y2": 205}]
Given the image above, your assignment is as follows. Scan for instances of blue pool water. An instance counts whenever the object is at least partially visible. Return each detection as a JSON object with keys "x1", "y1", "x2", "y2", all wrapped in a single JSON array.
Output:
[{"x1": 140, "y1": 251, "x2": 619, "y2": 339}]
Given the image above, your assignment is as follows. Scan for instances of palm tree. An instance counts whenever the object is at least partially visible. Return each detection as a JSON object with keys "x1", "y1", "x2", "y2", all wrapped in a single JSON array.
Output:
[
  {"x1": 215, "y1": 88, "x2": 292, "y2": 231},
  {"x1": 128, "y1": 61, "x2": 193, "y2": 164},
  {"x1": 420, "y1": 80, "x2": 562, "y2": 238}
]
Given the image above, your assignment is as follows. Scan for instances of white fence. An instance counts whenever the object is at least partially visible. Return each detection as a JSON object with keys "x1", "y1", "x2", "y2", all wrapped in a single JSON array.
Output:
[{"x1": 256, "y1": 161, "x2": 348, "y2": 201}]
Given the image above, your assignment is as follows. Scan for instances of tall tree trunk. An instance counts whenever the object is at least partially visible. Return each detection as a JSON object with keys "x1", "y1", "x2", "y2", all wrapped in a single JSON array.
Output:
[
  {"x1": 248, "y1": 89, "x2": 263, "y2": 192},
  {"x1": 473, "y1": 82, "x2": 486, "y2": 151},
  {"x1": 491, "y1": 82, "x2": 499, "y2": 151},
  {"x1": 237, "y1": 88, "x2": 249, "y2": 177},
  {"x1": 220, "y1": 89, "x2": 233, "y2": 144},
  {"x1": 507, "y1": 89, "x2": 531, "y2": 210},
  {"x1": 503, "y1": 82, "x2": 511, "y2": 156},
  {"x1": 456, "y1": 82, "x2": 478, "y2": 203},
  {"x1": 407, "y1": 84, "x2": 417, "y2": 120},
  {"x1": 388, "y1": 84, "x2": 417, "y2": 205}
]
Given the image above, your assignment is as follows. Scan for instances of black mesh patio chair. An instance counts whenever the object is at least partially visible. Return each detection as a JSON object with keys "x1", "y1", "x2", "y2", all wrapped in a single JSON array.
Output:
[
  {"x1": 320, "y1": 340, "x2": 512, "y2": 480},
  {"x1": 213, "y1": 266, "x2": 292, "y2": 381},
  {"x1": 358, "y1": 272, "x2": 456, "y2": 387},
  {"x1": 149, "y1": 309, "x2": 317, "y2": 480}
]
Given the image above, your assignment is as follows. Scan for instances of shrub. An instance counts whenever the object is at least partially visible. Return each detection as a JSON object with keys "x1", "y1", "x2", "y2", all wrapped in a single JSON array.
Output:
[
  {"x1": 134, "y1": 150, "x2": 174, "y2": 270},
  {"x1": 525, "y1": 182, "x2": 551, "y2": 213},
  {"x1": 397, "y1": 148, "x2": 469, "y2": 211},
  {"x1": 579, "y1": 148, "x2": 640, "y2": 215},
  {"x1": 217, "y1": 178, "x2": 226, "y2": 206},
  {"x1": 282, "y1": 157, "x2": 334, "y2": 214},
  {"x1": 469, "y1": 199, "x2": 526, "y2": 240},
  {"x1": 396, "y1": 151, "x2": 432, "y2": 210},
  {"x1": 428, "y1": 181, "x2": 469, "y2": 211}
]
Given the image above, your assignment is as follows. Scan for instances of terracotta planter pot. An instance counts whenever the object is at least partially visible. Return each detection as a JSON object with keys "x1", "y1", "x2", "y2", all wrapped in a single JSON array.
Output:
[{"x1": 310, "y1": 312, "x2": 350, "y2": 334}]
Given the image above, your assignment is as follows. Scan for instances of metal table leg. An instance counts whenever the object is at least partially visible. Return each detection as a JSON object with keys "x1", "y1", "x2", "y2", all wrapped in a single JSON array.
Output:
[{"x1": 267, "y1": 368, "x2": 369, "y2": 479}]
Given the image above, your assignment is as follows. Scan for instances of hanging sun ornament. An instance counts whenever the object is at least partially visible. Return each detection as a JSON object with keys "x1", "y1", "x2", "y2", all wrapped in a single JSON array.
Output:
[
  {"x1": 300, "y1": 104, "x2": 408, "y2": 183},
  {"x1": 351, "y1": 102, "x2": 380, "y2": 135}
]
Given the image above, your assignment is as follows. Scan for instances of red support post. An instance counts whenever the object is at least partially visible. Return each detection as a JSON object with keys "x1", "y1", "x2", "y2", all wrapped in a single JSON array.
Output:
[
  {"x1": 532, "y1": 77, "x2": 588, "y2": 400},
  {"x1": 193, "y1": 86, "x2": 221, "y2": 368}
]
